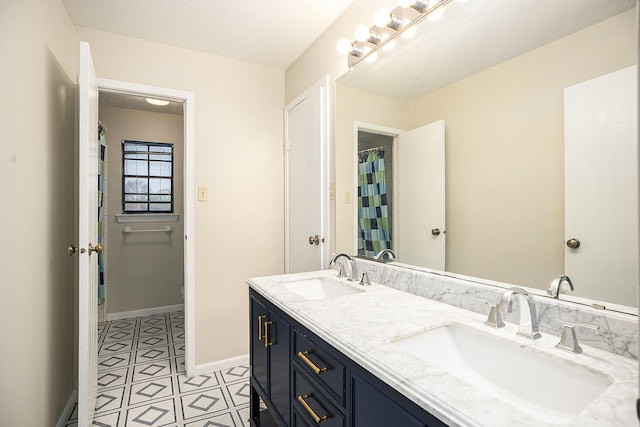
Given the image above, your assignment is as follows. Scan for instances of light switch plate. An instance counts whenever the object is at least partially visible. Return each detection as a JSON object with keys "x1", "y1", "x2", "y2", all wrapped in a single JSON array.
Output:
[{"x1": 198, "y1": 186, "x2": 208, "y2": 201}]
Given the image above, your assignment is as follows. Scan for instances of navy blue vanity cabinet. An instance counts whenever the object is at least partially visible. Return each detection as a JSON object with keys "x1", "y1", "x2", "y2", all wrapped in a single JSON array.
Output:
[
  {"x1": 250, "y1": 288, "x2": 448, "y2": 427},
  {"x1": 250, "y1": 292, "x2": 291, "y2": 427}
]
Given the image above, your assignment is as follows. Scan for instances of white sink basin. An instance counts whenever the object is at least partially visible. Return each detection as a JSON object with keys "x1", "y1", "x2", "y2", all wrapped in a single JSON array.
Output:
[
  {"x1": 392, "y1": 323, "x2": 612, "y2": 423},
  {"x1": 279, "y1": 276, "x2": 364, "y2": 300}
]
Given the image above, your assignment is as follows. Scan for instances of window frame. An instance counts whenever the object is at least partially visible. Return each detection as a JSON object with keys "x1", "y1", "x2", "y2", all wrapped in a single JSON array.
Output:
[{"x1": 121, "y1": 140, "x2": 175, "y2": 214}]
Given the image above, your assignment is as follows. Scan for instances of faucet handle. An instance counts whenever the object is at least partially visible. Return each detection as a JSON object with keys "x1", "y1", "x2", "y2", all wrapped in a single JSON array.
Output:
[
  {"x1": 484, "y1": 305, "x2": 505, "y2": 329},
  {"x1": 359, "y1": 272, "x2": 372, "y2": 286},
  {"x1": 555, "y1": 323, "x2": 599, "y2": 354}
]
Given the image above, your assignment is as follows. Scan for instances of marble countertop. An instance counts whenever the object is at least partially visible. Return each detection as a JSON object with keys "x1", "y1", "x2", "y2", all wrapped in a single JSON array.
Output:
[{"x1": 248, "y1": 269, "x2": 638, "y2": 427}]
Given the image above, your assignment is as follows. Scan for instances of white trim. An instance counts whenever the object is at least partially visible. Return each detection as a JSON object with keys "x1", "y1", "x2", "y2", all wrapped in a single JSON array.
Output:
[
  {"x1": 115, "y1": 213, "x2": 180, "y2": 223},
  {"x1": 95, "y1": 76, "x2": 197, "y2": 382},
  {"x1": 56, "y1": 390, "x2": 77, "y2": 427},
  {"x1": 187, "y1": 354, "x2": 250, "y2": 377},
  {"x1": 353, "y1": 122, "x2": 405, "y2": 255},
  {"x1": 106, "y1": 304, "x2": 184, "y2": 321}
]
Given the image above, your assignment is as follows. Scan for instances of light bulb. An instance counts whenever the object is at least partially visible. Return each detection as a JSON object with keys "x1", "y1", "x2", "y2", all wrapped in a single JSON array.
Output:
[
  {"x1": 336, "y1": 38, "x2": 352, "y2": 55},
  {"x1": 397, "y1": 0, "x2": 414, "y2": 7},
  {"x1": 355, "y1": 24, "x2": 371, "y2": 42},
  {"x1": 373, "y1": 8, "x2": 391, "y2": 28},
  {"x1": 428, "y1": 0, "x2": 445, "y2": 21}
]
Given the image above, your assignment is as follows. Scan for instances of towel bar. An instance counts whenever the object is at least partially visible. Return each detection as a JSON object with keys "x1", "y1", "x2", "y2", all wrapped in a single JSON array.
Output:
[{"x1": 122, "y1": 225, "x2": 173, "y2": 235}]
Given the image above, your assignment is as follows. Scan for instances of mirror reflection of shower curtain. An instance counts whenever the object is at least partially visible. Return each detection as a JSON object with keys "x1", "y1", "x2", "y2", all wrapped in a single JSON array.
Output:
[
  {"x1": 98, "y1": 122, "x2": 106, "y2": 304},
  {"x1": 358, "y1": 149, "x2": 391, "y2": 256}
]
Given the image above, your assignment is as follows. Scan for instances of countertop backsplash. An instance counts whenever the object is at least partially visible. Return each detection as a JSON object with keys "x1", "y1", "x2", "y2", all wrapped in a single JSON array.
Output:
[{"x1": 353, "y1": 258, "x2": 639, "y2": 360}]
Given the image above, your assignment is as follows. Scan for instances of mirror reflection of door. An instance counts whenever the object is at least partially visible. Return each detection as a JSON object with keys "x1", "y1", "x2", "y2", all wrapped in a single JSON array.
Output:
[
  {"x1": 564, "y1": 65, "x2": 638, "y2": 307},
  {"x1": 396, "y1": 120, "x2": 446, "y2": 271}
]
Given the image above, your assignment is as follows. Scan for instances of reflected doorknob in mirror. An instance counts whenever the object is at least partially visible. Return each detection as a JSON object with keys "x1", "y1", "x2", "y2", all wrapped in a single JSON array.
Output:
[
  {"x1": 566, "y1": 238, "x2": 581, "y2": 249},
  {"x1": 88, "y1": 243, "x2": 103, "y2": 255}
]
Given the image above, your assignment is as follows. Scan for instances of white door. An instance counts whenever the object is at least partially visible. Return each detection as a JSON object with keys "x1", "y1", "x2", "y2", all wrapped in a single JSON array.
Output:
[
  {"x1": 285, "y1": 77, "x2": 329, "y2": 273},
  {"x1": 77, "y1": 41, "x2": 100, "y2": 426},
  {"x1": 564, "y1": 66, "x2": 638, "y2": 307},
  {"x1": 396, "y1": 120, "x2": 446, "y2": 270}
]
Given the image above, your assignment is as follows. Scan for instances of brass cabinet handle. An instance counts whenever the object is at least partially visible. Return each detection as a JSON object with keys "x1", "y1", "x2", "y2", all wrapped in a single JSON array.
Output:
[
  {"x1": 297, "y1": 351, "x2": 327, "y2": 375},
  {"x1": 257, "y1": 315, "x2": 266, "y2": 341},
  {"x1": 264, "y1": 321, "x2": 273, "y2": 348},
  {"x1": 88, "y1": 243, "x2": 103, "y2": 255},
  {"x1": 297, "y1": 394, "x2": 328, "y2": 424},
  {"x1": 566, "y1": 238, "x2": 581, "y2": 249}
]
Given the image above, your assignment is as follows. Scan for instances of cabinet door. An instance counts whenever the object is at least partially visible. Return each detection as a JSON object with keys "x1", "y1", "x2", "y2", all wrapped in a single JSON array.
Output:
[
  {"x1": 268, "y1": 309, "x2": 291, "y2": 426},
  {"x1": 351, "y1": 374, "x2": 425, "y2": 427},
  {"x1": 250, "y1": 295, "x2": 269, "y2": 396}
]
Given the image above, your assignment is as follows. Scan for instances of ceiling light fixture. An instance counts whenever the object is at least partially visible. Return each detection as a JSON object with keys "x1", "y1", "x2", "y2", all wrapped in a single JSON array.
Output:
[
  {"x1": 336, "y1": 0, "x2": 453, "y2": 68},
  {"x1": 146, "y1": 98, "x2": 170, "y2": 106}
]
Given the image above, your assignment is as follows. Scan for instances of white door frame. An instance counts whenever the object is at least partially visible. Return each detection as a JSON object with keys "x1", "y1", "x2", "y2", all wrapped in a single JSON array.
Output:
[
  {"x1": 352, "y1": 122, "x2": 404, "y2": 255},
  {"x1": 94, "y1": 78, "x2": 197, "y2": 375},
  {"x1": 284, "y1": 76, "x2": 331, "y2": 272}
]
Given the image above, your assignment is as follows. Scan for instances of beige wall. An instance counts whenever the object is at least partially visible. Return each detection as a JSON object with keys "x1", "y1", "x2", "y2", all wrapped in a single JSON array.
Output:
[
  {"x1": 0, "y1": 0, "x2": 77, "y2": 424},
  {"x1": 290, "y1": 7, "x2": 636, "y2": 290},
  {"x1": 99, "y1": 106, "x2": 185, "y2": 314},
  {"x1": 77, "y1": 28, "x2": 286, "y2": 364},
  {"x1": 406, "y1": 9, "x2": 637, "y2": 287}
]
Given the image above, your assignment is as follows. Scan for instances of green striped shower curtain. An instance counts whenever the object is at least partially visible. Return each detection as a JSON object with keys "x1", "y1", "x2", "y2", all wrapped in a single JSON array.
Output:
[{"x1": 98, "y1": 122, "x2": 106, "y2": 304}]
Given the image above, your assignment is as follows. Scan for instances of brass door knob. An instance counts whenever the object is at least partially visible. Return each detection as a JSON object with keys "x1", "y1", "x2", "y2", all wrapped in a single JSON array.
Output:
[
  {"x1": 566, "y1": 238, "x2": 581, "y2": 249},
  {"x1": 88, "y1": 243, "x2": 103, "y2": 255},
  {"x1": 431, "y1": 228, "x2": 441, "y2": 236},
  {"x1": 308, "y1": 235, "x2": 320, "y2": 245},
  {"x1": 67, "y1": 244, "x2": 86, "y2": 256}
]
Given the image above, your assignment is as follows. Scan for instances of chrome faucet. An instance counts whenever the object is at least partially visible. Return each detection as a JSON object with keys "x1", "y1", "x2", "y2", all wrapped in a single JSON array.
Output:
[
  {"x1": 374, "y1": 249, "x2": 396, "y2": 263},
  {"x1": 498, "y1": 287, "x2": 541, "y2": 340},
  {"x1": 547, "y1": 275, "x2": 574, "y2": 299},
  {"x1": 329, "y1": 253, "x2": 359, "y2": 282}
]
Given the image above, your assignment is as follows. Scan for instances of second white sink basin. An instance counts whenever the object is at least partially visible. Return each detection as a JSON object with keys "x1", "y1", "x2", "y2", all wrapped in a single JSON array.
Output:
[
  {"x1": 392, "y1": 323, "x2": 612, "y2": 423},
  {"x1": 279, "y1": 276, "x2": 364, "y2": 300}
]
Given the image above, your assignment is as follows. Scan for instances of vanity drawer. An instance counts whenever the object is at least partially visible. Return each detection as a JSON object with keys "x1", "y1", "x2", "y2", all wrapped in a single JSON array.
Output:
[
  {"x1": 293, "y1": 368, "x2": 345, "y2": 427},
  {"x1": 294, "y1": 330, "x2": 346, "y2": 404}
]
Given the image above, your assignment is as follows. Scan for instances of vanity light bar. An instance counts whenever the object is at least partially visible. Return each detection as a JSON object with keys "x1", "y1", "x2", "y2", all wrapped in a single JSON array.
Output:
[{"x1": 338, "y1": 0, "x2": 454, "y2": 69}]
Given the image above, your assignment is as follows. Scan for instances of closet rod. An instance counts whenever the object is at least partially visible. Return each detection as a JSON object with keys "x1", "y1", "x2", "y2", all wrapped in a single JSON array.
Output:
[{"x1": 122, "y1": 225, "x2": 173, "y2": 236}]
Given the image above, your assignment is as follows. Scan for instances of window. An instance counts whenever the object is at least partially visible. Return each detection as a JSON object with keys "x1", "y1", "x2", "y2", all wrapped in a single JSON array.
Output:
[{"x1": 122, "y1": 140, "x2": 174, "y2": 213}]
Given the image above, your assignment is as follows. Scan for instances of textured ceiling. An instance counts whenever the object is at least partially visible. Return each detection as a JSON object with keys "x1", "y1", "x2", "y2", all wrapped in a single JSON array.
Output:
[
  {"x1": 338, "y1": 0, "x2": 636, "y2": 100},
  {"x1": 62, "y1": 0, "x2": 354, "y2": 70}
]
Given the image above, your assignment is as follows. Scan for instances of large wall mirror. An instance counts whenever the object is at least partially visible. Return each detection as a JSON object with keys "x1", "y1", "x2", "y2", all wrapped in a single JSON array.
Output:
[{"x1": 334, "y1": 0, "x2": 638, "y2": 312}]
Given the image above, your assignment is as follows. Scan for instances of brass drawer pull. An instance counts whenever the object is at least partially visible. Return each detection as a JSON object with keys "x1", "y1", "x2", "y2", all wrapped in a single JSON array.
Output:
[
  {"x1": 298, "y1": 351, "x2": 327, "y2": 375},
  {"x1": 297, "y1": 394, "x2": 328, "y2": 424},
  {"x1": 257, "y1": 315, "x2": 266, "y2": 340},
  {"x1": 264, "y1": 321, "x2": 273, "y2": 348}
]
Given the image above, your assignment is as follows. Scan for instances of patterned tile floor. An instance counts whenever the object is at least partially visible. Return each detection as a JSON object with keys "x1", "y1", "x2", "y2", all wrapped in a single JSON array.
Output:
[{"x1": 64, "y1": 311, "x2": 251, "y2": 427}]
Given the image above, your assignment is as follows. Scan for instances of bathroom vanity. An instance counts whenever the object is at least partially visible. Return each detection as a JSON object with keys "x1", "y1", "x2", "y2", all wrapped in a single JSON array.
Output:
[{"x1": 248, "y1": 269, "x2": 638, "y2": 426}]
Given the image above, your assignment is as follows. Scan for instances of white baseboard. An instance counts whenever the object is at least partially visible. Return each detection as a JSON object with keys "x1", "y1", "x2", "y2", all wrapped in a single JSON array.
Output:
[
  {"x1": 187, "y1": 354, "x2": 249, "y2": 377},
  {"x1": 106, "y1": 304, "x2": 184, "y2": 321},
  {"x1": 56, "y1": 390, "x2": 77, "y2": 427}
]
